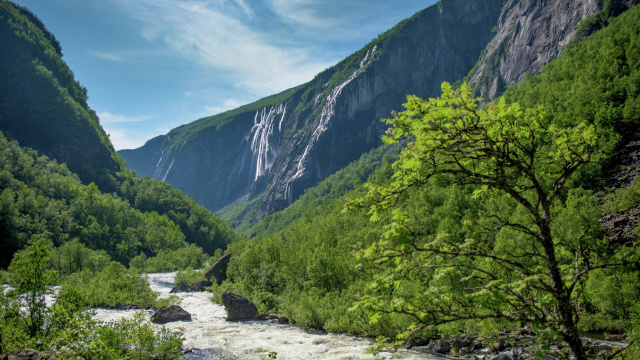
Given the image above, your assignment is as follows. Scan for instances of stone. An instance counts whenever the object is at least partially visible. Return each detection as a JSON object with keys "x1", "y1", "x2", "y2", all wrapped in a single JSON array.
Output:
[
  {"x1": 169, "y1": 280, "x2": 213, "y2": 293},
  {"x1": 4, "y1": 349, "x2": 64, "y2": 360},
  {"x1": 190, "y1": 280, "x2": 213, "y2": 292},
  {"x1": 490, "y1": 355, "x2": 511, "y2": 360},
  {"x1": 277, "y1": 316, "x2": 290, "y2": 324},
  {"x1": 491, "y1": 339, "x2": 508, "y2": 352},
  {"x1": 169, "y1": 283, "x2": 191, "y2": 293},
  {"x1": 151, "y1": 305, "x2": 192, "y2": 324},
  {"x1": 204, "y1": 254, "x2": 232, "y2": 284},
  {"x1": 221, "y1": 292, "x2": 258, "y2": 320},
  {"x1": 425, "y1": 339, "x2": 450, "y2": 354}
]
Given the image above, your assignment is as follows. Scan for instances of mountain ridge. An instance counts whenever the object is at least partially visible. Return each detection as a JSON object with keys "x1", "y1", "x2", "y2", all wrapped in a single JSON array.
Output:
[{"x1": 120, "y1": 0, "x2": 505, "y2": 225}]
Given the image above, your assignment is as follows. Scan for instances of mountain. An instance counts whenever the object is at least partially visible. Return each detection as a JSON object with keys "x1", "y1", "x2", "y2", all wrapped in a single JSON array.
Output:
[
  {"x1": 119, "y1": 0, "x2": 504, "y2": 221},
  {"x1": 0, "y1": 1, "x2": 241, "y2": 266},
  {"x1": 0, "y1": 1, "x2": 122, "y2": 191},
  {"x1": 467, "y1": 0, "x2": 640, "y2": 100},
  {"x1": 120, "y1": 0, "x2": 612, "y2": 228}
]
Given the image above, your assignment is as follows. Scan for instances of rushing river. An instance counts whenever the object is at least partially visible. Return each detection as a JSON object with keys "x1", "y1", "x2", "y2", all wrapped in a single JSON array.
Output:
[{"x1": 93, "y1": 273, "x2": 439, "y2": 360}]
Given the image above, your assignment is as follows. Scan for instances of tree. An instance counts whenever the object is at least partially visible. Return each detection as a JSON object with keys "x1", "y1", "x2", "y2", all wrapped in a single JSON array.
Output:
[
  {"x1": 348, "y1": 83, "x2": 617, "y2": 359},
  {"x1": 8, "y1": 235, "x2": 56, "y2": 338}
]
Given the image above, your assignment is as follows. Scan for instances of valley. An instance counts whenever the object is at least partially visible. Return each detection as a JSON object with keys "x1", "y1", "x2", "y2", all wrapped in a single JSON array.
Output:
[{"x1": 1, "y1": 0, "x2": 640, "y2": 359}]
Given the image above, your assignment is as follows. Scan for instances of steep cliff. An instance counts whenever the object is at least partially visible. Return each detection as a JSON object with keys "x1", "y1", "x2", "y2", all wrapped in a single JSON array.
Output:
[
  {"x1": 466, "y1": 0, "x2": 640, "y2": 101},
  {"x1": 120, "y1": 0, "x2": 504, "y2": 220}
]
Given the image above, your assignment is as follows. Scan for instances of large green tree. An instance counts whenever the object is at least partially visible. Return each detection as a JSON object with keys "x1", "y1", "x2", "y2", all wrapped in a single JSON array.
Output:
[{"x1": 349, "y1": 83, "x2": 620, "y2": 359}]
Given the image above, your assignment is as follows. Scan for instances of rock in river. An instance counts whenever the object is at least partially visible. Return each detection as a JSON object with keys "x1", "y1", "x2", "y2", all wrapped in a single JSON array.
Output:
[
  {"x1": 151, "y1": 305, "x2": 192, "y2": 324},
  {"x1": 222, "y1": 292, "x2": 258, "y2": 321}
]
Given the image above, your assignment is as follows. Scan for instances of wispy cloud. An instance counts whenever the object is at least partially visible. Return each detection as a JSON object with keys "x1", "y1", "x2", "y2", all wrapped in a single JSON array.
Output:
[
  {"x1": 204, "y1": 98, "x2": 247, "y2": 115},
  {"x1": 98, "y1": 112, "x2": 152, "y2": 124},
  {"x1": 110, "y1": 0, "x2": 337, "y2": 97},
  {"x1": 89, "y1": 51, "x2": 124, "y2": 62}
]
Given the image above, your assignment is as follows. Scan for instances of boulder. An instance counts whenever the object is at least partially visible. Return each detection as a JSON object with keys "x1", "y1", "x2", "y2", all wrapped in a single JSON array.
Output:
[
  {"x1": 190, "y1": 280, "x2": 213, "y2": 292},
  {"x1": 204, "y1": 254, "x2": 232, "y2": 284},
  {"x1": 221, "y1": 292, "x2": 258, "y2": 320},
  {"x1": 169, "y1": 283, "x2": 191, "y2": 293},
  {"x1": 491, "y1": 339, "x2": 507, "y2": 352},
  {"x1": 151, "y1": 305, "x2": 192, "y2": 324},
  {"x1": 277, "y1": 316, "x2": 289, "y2": 325},
  {"x1": 169, "y1": 280, "x2": 213, "y2": 293},
  {"x1": 3, "y1": 349, "x2": 63, "y2": 360},
  {"x1": 425, "y1": 339, "x2": 450, "y2": 354}
]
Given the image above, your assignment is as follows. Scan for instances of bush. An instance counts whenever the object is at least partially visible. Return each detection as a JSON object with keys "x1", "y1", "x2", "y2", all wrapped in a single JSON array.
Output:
[
  {"x1": 62, "y1": 262, "x2": 160, "y2": 307},
  {"x1": 174, "y1": 267, "x2": 204, "y2": 286}
]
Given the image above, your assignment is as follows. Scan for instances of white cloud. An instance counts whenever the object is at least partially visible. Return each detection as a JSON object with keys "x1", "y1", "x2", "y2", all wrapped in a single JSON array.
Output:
[
  {"x1": 112, "y1": 0, "x2": 337, "y2": 97},
  {"x1": 203, "y1": 98, "x2": 247, "y2": 115},
  {"x1": 104, "y1": 126, "x2": 156, "y2": 151},
  {"x1": 98, "y1": 112, "x2": 152, "y2": 124},
  {"x1": 89, "y1": 51, "x2": 124, "y2": 62}
]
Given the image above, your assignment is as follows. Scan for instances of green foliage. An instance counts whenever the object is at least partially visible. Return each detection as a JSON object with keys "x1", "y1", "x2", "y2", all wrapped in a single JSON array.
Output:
[
  {"x1": 98, "y1": 311, "x2": 183, "y2": 360},
  {"x1": 174, "y1": 267, "x2": 205, "y2": 286},
  {"x1": 0, "y1": 239, "x2": 181, "y2": 358},
  {"x1": 7, "y1": 236, "x2": 56, "y2": 337},
  {"x1": 0, "y1": 1, "x2": 120, "y2": 188},
  {"x1": 49, "y1": 238, "x2": 111, "y2": 276},
  {"x1": 0, "y1": 131, "x2": 237, "y2": 269},
  {"x1": 347, "y1": 82, "x2": 611, "y2": 358},
  {"x1": 607, "y1": 176, "x2": 640, "y2": 212},
  {"x1": 130, "y1": 244, "x2": 210, "y2": 273},
  {"x1": 61, "y1": 262, "x2": 160, "y2": 308},
  {"x1": 573, "y1": 0, "x2": 631, "y2": 41}
]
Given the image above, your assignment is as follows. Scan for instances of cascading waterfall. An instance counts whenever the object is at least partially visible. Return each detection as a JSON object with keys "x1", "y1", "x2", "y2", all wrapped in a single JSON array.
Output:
[
  {"x1": 285, "y1": 46, "x2": 378, "y2": 202},
  {"x1": 250, "y1": 104, "x2": 287, "y2": 181},
  {"x1": 291, "y1": 46, "x2": 377, "y2": 182},
  {"x1": 153, "y1": 136, "x2": 172, "y2": 181}
]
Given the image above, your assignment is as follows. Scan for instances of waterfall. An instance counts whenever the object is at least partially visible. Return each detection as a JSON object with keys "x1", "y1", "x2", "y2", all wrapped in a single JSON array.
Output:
[
  {"x1": 290, "y1": 45, "x2": 378, "y2": 184},
  {"x1": 250, "y1": 103, "x2": 287, "y2": 181}
]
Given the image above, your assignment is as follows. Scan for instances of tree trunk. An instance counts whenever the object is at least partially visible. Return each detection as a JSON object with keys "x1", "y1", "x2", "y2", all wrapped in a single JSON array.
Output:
[{"x1": 539, "y1": 222, "x2": 586, "y2": 360}]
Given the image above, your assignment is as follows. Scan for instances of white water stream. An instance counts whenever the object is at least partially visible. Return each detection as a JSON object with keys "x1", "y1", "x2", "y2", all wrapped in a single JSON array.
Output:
[{"x1": 93, "y1": 273, "x2": 439, "y2": 360}]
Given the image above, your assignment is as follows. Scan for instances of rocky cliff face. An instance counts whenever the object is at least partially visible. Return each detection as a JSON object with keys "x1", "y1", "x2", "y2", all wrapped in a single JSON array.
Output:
[
  {"x1": 120, "y1": 0, "x2": 614, "y2": 224},
  {"x1": 120, "y1": 0, "x2": 504, "y2": 218},
  {"x1": 467, "y1": 0, "x2": 600, "y2": 101}
]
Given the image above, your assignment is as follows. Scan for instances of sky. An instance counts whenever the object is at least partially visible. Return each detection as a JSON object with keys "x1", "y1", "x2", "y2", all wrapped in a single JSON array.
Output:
[{"x1": 14, "y1": 0, "x2": 437, "y2": 150}]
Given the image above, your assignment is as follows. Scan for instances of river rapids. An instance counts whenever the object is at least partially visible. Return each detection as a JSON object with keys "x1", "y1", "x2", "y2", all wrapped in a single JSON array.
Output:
[{"x1": 92, "y1": 272, "x2": 439, "y2": 360}]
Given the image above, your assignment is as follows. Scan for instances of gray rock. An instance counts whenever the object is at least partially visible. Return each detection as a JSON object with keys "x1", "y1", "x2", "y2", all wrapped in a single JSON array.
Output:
[
  {"x1": 468, "y1": 0, "x2": 600, "y2": 101},
  {"x1": 492, "y1": 339, "x2": 508, "y2": 352},
  {"x1": 170, "y1": 280, "x2": 213, "y2": 293},
  {"x1": 204, "y1": 254, "x2": 232, "y2": 284},
  {"x1": 425, "y1": 339, "x2": 450, "y2": 354},
  {"x1": 151, "y1": 305, "x2": 192, "y2": 324},
  {"x1": 221, "y1": 292, "x2": 258, "y2": 321},
  {"x1": 169, "y1": 283, "x2": 191, "y2": 293},
  {"x1": 277, "y1": 316, "x2": 289, "y2": 324}
]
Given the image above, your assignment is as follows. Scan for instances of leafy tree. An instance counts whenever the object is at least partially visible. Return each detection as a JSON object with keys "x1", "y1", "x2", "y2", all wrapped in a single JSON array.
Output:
[
  {"x1": 7, "y1": 235, "x2": 56, "y2": 338},
  {"x1": 348, "y1": 82, "x2": 619, "y2": 359}
]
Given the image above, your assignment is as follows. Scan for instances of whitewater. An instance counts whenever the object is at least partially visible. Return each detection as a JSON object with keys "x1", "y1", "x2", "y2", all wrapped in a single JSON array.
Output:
[{"x1": 93, "y1": 272, "x2": 438, "y2": 360}]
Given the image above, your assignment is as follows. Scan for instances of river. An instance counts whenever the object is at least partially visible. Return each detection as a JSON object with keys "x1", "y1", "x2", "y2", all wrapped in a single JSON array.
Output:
[{"x1": 92, "y1": 272, "x2": 440, "y2": 360}]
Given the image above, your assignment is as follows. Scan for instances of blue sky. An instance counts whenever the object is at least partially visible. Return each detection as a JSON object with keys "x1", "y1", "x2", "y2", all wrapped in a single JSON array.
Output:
[{"x1": 14, "y1": 0, "x2": 437, "y2": 150}]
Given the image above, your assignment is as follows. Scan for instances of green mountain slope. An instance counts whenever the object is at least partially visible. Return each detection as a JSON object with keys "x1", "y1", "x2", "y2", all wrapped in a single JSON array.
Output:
[
  {"x1": 0, "y1": 1, "x2": 241, "y2": 266},
  {"x1": 0, "y1": 1, "x2": 121, "y2": 191},
  {"x1": 215, "y1": 4, "x2": 640, "y2": 354}
]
